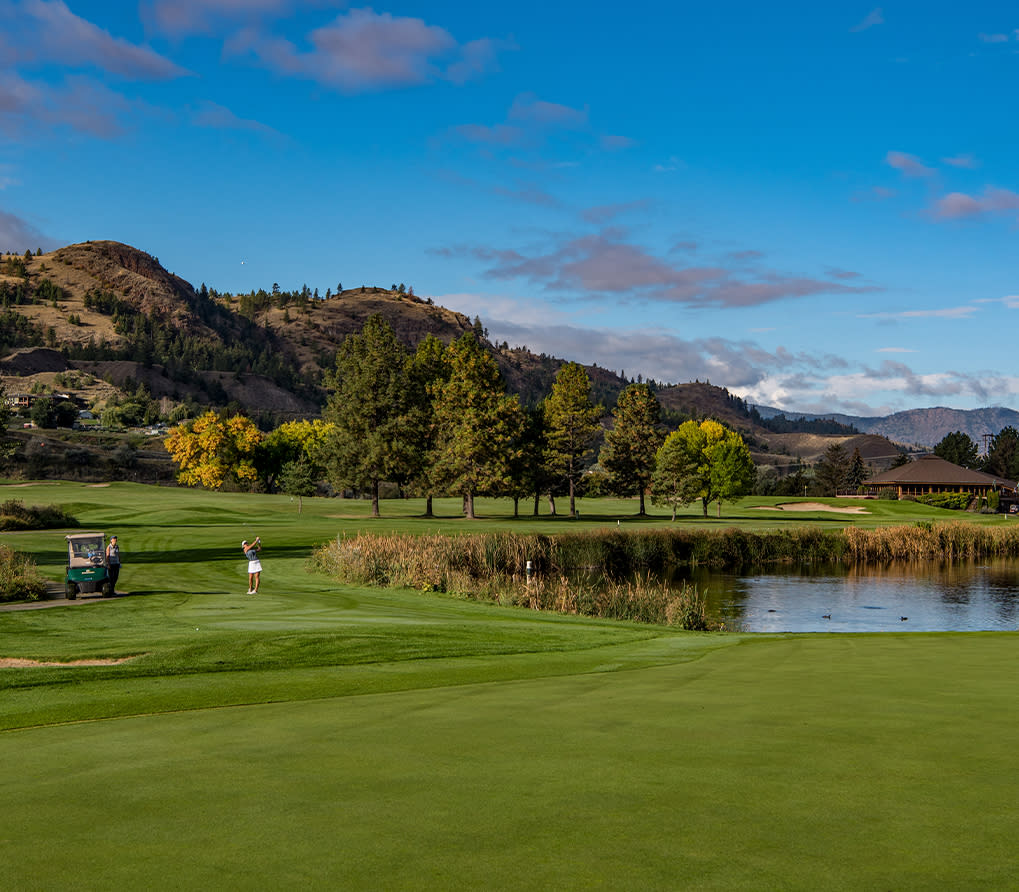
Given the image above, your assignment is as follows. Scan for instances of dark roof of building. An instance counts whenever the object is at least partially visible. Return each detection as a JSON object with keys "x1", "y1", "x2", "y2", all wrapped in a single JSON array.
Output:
[{"x1": 868, "y1": 454, "x2": 1017, "y2": 489}]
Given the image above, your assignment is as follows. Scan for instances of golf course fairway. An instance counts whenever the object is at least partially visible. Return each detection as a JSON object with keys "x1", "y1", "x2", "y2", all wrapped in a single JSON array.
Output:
[{"x1": 1, "y1": 482, "x2": 1017, "y2": 889}]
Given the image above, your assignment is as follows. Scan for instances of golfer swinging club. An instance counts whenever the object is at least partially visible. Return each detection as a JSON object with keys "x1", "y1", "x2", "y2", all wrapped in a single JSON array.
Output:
[{"x1": 242, "y1": 537, "x2": 262, "y2": 594}]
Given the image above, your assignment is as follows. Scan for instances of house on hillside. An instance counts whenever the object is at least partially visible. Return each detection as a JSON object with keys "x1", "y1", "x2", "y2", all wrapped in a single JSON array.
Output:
[{"x1": 866, "y1": 455, "x2": 1017, "y2": 500}]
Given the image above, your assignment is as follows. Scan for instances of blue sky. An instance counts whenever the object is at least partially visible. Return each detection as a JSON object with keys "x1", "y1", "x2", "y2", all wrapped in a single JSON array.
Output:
[{"x1": 3, "y1": 1, "x2": 1019, "y2": 415}]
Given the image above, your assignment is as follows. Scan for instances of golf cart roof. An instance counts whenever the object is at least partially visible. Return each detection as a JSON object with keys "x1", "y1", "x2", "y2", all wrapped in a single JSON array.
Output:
[{"x1": 66, "y1": 532, "x2": 105, "y2": 542}]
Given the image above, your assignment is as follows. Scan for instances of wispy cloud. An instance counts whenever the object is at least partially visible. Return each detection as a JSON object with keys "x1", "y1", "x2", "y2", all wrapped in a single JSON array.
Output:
[
  {"x1": 437, "y1": 289, "x2": 1017, "y2": 414},
  {"x1": 223, "y1": 8, "x2": 509, "y2": 92},
  {"x1": 190, "y1": 101, "x2": 282, "y2": 137},
  {"x1": 17, "y1": 0, "x2": 188, "y2": 79},
  {"x1": 877, "y1": 346, "x2": 917, "y2": 353},
  {"x1": 0, "y1": 72, "x2": 157, "y2": 138},
  {"x1": 452, "y1": 93, "x2": 628, "y2": 158},
  {"x1": 652, "y1": 155, "x2": 684, "y2": 173},
  {"x1": 0, "y1": 208, "x2": 60, "y2": 251},
  {"x1": 508, "y1": 93, "x2": 587, "y2": 128},
  {"x1": 600, "y1": 134, "x2": 637, "y2": 151},
  {"x1": 850, "y1": 8, "x2": 884, "y2": 32},
  {"x1": 978, "y1": 32, "x2": 1009, "y2": 43},
  {"x1": 942, "y1": 153, "x2": 979, "y2": 169},
  {"x1": 885, "y1": 150, "x2": 935, "y2": 178},
  {"x1": 929, "y1": 187, "x2": 1019, "y2": 220},
  {"x1": 142, "y1": 0, "x2": 341, "y2": 38},
  {"x1": 580, "y1": 199, "x2": 652, "y2": 224},
  {"x1": 437, "y1": 229, "x2": 879, "y2": 309},
  {"x1": 858, "y1": 305, "x2": 978, "y2": 319},
  {"x1": 851, "y1": 185, "x2": 896, "y2": 202}
]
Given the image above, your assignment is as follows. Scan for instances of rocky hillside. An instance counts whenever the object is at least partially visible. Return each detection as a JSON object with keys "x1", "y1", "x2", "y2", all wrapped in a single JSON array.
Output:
[{"x1": 1, "y1": 241, "x2": 630, "y2": 417}]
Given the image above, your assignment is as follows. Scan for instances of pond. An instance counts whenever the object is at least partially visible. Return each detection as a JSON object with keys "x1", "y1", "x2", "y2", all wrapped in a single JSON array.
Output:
[{"x1": 674, "y1": 559, "x2": 1019, "y2": 633}]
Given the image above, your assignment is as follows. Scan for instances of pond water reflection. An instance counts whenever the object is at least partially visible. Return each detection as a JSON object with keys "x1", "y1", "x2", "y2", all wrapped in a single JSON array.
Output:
[{"x1": 673, "y1": 559, "x2": 1019, "y2": 633}]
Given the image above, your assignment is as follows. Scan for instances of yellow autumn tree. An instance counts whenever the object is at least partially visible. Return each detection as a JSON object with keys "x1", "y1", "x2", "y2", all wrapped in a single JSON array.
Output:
[{"x1": 164, "y1": 411, "x2": 262, "y2": 490}]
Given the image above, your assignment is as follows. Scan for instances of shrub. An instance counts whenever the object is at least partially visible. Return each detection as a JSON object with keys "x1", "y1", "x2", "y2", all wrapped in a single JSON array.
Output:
[
  {"x1": 915, "y1": 492, "x2": 973, "y2": 511},
  {"x1": 0, "y1": 545, "x2": 47, "y2": 602},
  {"x1": 0, "y1": 499, "x2": 78, "y2": 531}
]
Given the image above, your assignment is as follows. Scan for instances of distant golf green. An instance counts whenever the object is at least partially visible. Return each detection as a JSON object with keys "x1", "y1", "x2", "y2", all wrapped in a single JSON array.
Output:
[{"x1": 1, "y1": 482, "x2": 1017, "y2": 889}]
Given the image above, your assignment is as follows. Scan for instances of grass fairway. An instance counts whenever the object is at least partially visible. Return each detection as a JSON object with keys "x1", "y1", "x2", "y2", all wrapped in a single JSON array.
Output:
[{"x1": 2, "y1": 482, "x2": 1018, "y2": 889}]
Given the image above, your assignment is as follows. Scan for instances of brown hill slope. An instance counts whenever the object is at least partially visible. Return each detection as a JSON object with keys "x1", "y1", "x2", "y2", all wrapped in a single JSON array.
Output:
[{"x1": 1, "y1": 241, "x2": 628, "y2": 414}]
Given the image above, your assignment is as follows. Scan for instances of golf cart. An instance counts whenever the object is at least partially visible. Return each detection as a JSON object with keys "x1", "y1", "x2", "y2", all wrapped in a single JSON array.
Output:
[{"x1": 65, "y1": 532, "x2": 113, "y2": 600}]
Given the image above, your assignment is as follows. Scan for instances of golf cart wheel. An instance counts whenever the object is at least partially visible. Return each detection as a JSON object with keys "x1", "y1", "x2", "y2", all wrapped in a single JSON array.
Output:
[
  {"x1": 66, "y1": 582, "x2": 77, "y2": 600},
  {"x1": 101, "y1": 579, "x2": 114, "y2": 598}
]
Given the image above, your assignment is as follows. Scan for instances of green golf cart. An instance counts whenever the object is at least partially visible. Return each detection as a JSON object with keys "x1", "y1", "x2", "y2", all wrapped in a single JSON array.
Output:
[{"x1": 65, "y1": 532, "x2": 113, "y2": 600}]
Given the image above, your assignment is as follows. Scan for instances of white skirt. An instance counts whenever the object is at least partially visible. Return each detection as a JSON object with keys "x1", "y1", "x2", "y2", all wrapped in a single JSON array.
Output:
[{"x1": 247, "y1": 559, "x2": 262, "y2": 573}]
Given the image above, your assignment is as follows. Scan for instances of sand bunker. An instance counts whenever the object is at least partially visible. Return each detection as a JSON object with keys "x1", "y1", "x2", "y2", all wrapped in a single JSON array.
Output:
[
  {"x1": 0, "y1": 655, "x2": 142, "y2": 668},
  {"x1": 85, "y1": 483, "x2": 111, "y2": 488},
  {"x1": 752, "y1": 501, "x2": 869, "y2": 515}
]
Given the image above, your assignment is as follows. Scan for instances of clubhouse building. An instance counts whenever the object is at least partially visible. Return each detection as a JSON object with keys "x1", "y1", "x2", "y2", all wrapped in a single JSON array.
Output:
[{"x1": 866, "y1": 454, "x2": 1018, "y2": 500}]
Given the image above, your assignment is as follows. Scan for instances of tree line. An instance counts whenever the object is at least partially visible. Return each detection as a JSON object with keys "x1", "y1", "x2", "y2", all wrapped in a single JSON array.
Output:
[{"x1": 164, "y1": 315, "x2": 757, "y2": 518}]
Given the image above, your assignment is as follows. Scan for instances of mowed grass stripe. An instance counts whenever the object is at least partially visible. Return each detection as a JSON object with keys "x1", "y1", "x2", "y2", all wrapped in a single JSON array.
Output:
[{"x1": 2, "y1": 633, "x2": 1017, "y2": 890}]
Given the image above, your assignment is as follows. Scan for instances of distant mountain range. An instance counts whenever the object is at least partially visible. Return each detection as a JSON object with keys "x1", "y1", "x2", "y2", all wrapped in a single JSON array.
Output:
[{"x1": 754, "y1": 405, "x2": 1019, "y2": 450}]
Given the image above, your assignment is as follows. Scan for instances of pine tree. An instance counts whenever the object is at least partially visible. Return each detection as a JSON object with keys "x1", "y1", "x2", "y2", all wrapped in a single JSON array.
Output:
[
  {"x1": 934, "y1": 431, "x2": 979, "y2": 469},
  {"x1": 407, "y1": 333, "x2": 449, "y2": 518},
  {"x1": 815, "y1": 442, "x2": 850, "y2": 496},
  {"x1": 598, "y1": 383, "x2": 663, "y2": 515},
  {"x1": 429, "y1": 333, "x2": 523, "y2": 519},
  {"x1": 846, "y1": 447, "x2": 868, "y2": 490},
  {"x1": 322, "y1": 315, "x2": 415, "y2": 517},
  {"x1": 542, "y1": 362, "x2": 601, "y2": 517}
]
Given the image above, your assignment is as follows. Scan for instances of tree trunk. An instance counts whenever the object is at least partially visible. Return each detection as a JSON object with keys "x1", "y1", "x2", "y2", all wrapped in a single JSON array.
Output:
[
  {"x1": 568, "y1": 479, "x2": 576, "y2": 518},
  {"x1": 701, "y1": 497, "x2": 708, "y2": 517},
  {"x1": 465, "y1": 491, "x2": 475, "y2": 519},
  {"x1": 672, "y1": 505, "x2": 676, "y2": 521},
  {"x1": 513, "y1": 496, "x2": 519, "y2": 518},
  {"x1": 547, "y1": 493, "x2": 556, "y2": 515},
  {"x1": 424, "y1": 494, "x2": 433, "y2": 518},
  {"x1": 298, "y1": 495, "x2": 303, "y2": 514},
  {"x1": 638, "y1": 489, "x2": 646, "y2": 515},
  {"x1": 372, "y1": 479, "x2": 380, "y2": 517},
  {"x1": 533, "y1": 492, "x2": 540, "y2": 516}
]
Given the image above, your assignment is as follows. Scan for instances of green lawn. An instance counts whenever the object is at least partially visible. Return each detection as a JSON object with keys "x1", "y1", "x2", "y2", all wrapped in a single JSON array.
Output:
[{"x1": 2, "y1": 482, "x2": 1017, "y2": 889}]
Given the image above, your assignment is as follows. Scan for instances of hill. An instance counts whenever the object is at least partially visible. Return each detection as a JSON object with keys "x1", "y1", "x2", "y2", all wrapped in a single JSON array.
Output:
[{"x1": 1, "y1": 241, "x2": 628, "y2": 416}]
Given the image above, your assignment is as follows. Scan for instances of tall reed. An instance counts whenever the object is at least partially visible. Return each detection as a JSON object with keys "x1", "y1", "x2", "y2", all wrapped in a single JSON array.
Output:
[{"x1": 311, "y1": 522, "x2": 1019, "y2": 627}]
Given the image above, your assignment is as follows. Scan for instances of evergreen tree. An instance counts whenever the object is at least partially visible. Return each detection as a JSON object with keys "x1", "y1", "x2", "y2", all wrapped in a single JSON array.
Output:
[
  {"x1": 846, "y1": 447, "x2": 868, "y2": 490},
  {"x1": 542, "y1": 362, "x2": 602, "y2": 517},
  {"x1": 322, "y1": 315, "x2": 416, "y2": 517},
  {"x1": 934, "y1": 431, "x2": 979, "y2": 469},
  {"x1": 815, "y1": 442, "x2": 850, "y2": 496},
  {"x1": 984, "y1": 426, "x2": 1019, "y2": 480},
  {"x1": 598, "y1": 383, "x2": 663, "y2": 515},
  {"x1": 407, "y1": 333, "x2": 449, "y2": 518},
  {"x1": 429, "y1": 333, "x2": 523, "y2": 519}
]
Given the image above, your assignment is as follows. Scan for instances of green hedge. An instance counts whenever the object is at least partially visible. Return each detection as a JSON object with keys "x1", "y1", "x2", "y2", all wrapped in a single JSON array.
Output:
[{"x1": 913, "y1": 492, "x2": 973, "y2": 511}]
